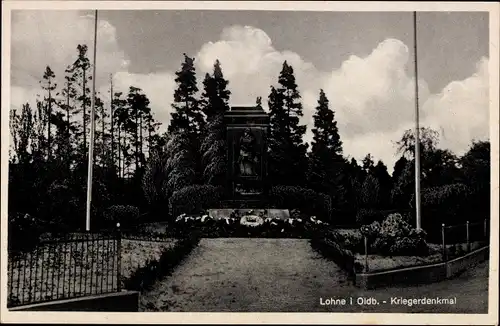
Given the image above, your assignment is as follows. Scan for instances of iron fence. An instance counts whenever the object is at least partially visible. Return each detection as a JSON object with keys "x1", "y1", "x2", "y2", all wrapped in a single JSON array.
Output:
[
  {"x1": 7, "y1": 230, "x2": 122, "y2": 308},
  {"x1": 441, "y1": 219, "x2": 489, "y2": 261}
]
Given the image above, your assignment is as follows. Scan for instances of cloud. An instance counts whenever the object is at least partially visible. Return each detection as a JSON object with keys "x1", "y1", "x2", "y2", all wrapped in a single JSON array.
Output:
[
  {"x1": 421, "y1": 57, "x2": 489, "y2": 156},
  {"x1": 11, "y1": 10, "x2": 129, "y2": 88},
  {"x1": 10, "y1": 15, "x2": 489, "y2": 173}
]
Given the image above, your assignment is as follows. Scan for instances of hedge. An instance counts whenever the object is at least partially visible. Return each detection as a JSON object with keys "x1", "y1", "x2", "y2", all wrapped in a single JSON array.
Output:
[
  {"x1": 103, "y1": 205, "x2": 140, "y2": 228},
  {"x1": 169, "y1": 185, "x2": 224, "y2": 218},
  {"x1": 269, "y1": 186, "x2": 332, "y2": 220},
  {"x1": 123, "y1": 232, "x2": 201, "y2": 291}
]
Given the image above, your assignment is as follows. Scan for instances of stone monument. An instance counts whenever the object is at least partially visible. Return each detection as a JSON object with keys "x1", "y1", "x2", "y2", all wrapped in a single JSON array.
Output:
[{"x1": 223, "y1": 105, "x2": 270, "y2": 208}]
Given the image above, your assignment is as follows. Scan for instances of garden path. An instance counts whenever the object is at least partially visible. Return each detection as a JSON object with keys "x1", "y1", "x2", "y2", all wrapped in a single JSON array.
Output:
[{"x1": 139, "y1": 238, "x2": 489, "y2": 313}]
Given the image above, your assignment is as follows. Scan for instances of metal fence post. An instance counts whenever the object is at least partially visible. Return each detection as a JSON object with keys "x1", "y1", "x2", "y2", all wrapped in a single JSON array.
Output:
[
  {"x1": 441, "y1": 223, "x2": 446, "y2": 261},
  {"x1": 364, "y1": 236, "x2": 369, "y2": 272},
  {"x1": 466, "y1": 221, "x2": 470, "y2": 253},
  {"x1": 116, "y1": 223, "x2": 122, "y2": 292}
]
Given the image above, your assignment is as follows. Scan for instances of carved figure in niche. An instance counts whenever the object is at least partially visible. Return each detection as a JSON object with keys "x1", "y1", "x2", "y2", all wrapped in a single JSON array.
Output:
[{"x1": 237, "y1": 128, "x2": 259, "y2": 176}]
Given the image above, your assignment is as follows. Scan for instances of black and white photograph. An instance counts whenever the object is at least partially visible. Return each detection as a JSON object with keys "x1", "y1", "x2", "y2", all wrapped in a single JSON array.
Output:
[{"x1": 1, "y1": 1, "x2": 498, "y2": 324}]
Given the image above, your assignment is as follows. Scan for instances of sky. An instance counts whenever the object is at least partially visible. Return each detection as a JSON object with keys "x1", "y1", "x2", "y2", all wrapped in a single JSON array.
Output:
[{"x1": 10, "y1": 9, "x2": 490, "y2": 171}]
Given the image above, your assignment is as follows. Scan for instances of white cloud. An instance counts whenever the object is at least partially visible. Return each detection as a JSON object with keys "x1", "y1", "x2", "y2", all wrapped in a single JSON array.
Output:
[
  {"x1": 421, "y1": 57, "x2": 489, "y2": 156},
  {"x1": 10, "y1": 15, "x2": 489, "y2": 172}
]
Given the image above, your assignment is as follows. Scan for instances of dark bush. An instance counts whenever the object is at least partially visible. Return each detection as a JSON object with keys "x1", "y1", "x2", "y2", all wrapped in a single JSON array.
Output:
[
  {"x1": 413, "y1": 183, "x2": 471, "y2": 228},
  {"x1": 355, "y1": 208, "x2": 408, "y2": 226},
  {"x1": 8, "y1": 212, "x2": 43, "y2": 252},
  {"x1": 368, "y1": 213, "x2": 429, "y2": 256},
  {"x1": 169, "y1": 185, "x2": 224, "y2": 219},
  {"x1": 103, "y1": 205, "x2": 140, "y2": 228},
  {"x1": 269, "y1": 186, "x2": 332, "y2": 220}
]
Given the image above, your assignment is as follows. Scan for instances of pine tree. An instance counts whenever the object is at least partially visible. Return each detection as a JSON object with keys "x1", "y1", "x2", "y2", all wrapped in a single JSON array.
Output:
[
  {"x1": 168, "y1": 53, "x2": 203, "y2": 138},
  {"x1": 200, "y1": 59, "x2": 231, "y2": 186},
  {"x1": 60, "y1": 65, "x2": 78, "y2": 169},
  {"x1": 168, "y1": 53, "x2": 204, "y2": 183},
  {"x1": 308, "y1": 89, "x2": 343, "y2": 194},
  {"x1": 268, "y1": 61, "x2": 308, "y2": 186},
  {"x1": 362, "y1": 153, "x2": 375, "y2": 175},
  {"x1": 372, "y1": 160, "x2": 392, "y2": 209},
  {"x1": 69, "y1": 44, "x2": 92, "y2": 157},
  {"x1": 40, "y1": 66, "x2": 58, "y2": 160}
]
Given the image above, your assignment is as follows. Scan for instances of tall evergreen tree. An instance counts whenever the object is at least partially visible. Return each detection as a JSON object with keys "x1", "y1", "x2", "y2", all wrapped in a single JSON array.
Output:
[
  {"x1": 168, "y1": 53, "x2": 203, "y2": 138},
  {"x1": 268, "y1": 61, "x2": 308, "y2": 185},
  {"x1": 68, "y1": 44, "x2": 92, "y2": 156},
  {"x1": 40, "y1": 66, "x2": 58, "y2": 159},
  {"x1": 372, "y1": 160, "x2": 392, "y2": 209},
  {"x1": 200, "y1": 59, "x2": 231, "y2": 185},
  {"x1": 362, "y1": 153, "x2": 375, "y2": 175},
  {"x1": 308, "y1": 89, "x2": 343, "y2": 194},
  {"x1": 168, "y1": 53, "x2": 204, "y2": 182}
]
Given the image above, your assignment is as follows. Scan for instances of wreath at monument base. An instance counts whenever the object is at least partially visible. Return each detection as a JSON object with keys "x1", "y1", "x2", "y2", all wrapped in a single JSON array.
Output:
[{"x1": 240, "y1": 214, "x2": 264, "y2": 227}]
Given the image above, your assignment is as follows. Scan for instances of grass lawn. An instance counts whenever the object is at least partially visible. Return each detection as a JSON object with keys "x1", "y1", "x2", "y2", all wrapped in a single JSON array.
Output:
[
  {"x1": 139, "y1": 238, "x2": 489, "y2": 313},
  {"x1": 7, "y1": 236, "x2": 177, "y2": 307}
]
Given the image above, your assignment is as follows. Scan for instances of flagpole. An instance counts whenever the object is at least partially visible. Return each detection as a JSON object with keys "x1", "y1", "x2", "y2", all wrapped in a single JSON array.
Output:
[
  {"x1": 413, "y1": 11, "x2": 422, "y2": 230},
  {"x1": 86, "y1": 10, "x2": 98, "y2": 232}
]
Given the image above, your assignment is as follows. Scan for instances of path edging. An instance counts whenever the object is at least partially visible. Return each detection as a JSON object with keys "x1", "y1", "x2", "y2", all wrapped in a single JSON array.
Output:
[{"x1": 355, "y1": 246, "x2": 489, "y2": 289}]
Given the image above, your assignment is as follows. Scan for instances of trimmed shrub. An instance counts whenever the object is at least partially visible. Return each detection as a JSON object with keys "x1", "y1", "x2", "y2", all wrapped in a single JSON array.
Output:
[
  {"x1": 123, "y1": 233, "x2": 200, "y2": 292},
  {"x1": 269, "y1": 186, "x2": 332, "y2": 220},
  {"x1": 103, "y1": 205, "x2": 140, "y2": 228},
  {"x1": 310, "y1": 234, "x2": 360, "y2": 275},
  {"x1": 169, "y1": 185, "x2": 224, "y2": 219}
]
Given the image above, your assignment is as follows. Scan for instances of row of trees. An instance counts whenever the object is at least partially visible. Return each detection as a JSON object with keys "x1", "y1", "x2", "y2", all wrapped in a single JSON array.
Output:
[
  {"x1": 8, "y1": 44, "x2": 163, "y2": 230},
  {"x1": 8, "y1": 48, "x2": 491, "y2": 231},
  {"x1": 143, "y1": 53, "x2": 491, "y2": 227}
]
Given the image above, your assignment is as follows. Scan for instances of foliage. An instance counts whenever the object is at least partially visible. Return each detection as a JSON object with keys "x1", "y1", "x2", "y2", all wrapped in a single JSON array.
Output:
[
  {"x1": 103, "y1": 205, "x2": 140, "y2": 228},
  {"x1": 308, "y1": 89, "x2": 344, "y2": 194},
  {"x1": 269, "y1": 185, "x2": 332, "y2": 221},
  {"x1": 367, "y1": 213, "x2": 429, "y2": 256},
  {"x1": 356, "y1": 209, "x2": 386, "y2": 226},
  {"x1": 169, "y1": 185, "x2": 224, "y2": 218},
  {"x1": 413, "y1": 183, "x2": 472, "y2": 231},
  {"x1": 310, "y1": 234, "x2": 359, "y2": 275},
  {"x1": 168, "y1": 53, "x2": 203, "y2": 142},
  {"x1": 268, "y1": 61, "x2": 309, "y2": 186},
  {"x1": 360, "y1": 174, "x2": 380, "y2": 208},
  {"x1": 8, "y1": 213, "x2": 44, "y2": 252},
  {"x1": 142, "y1": 144, "x2": 170, "y2": 214}
]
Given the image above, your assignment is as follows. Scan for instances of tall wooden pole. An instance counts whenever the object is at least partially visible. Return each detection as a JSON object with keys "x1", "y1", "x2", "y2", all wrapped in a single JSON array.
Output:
[
  {"x1": 86, "y1": 10, "x2": 98, "y2": 232},
  {"x1": 413, "y1": 11, "x2": 422, "y2": 230}
]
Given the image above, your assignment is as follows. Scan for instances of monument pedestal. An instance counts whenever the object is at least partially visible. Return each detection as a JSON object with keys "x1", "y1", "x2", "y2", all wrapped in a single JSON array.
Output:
[{"x1": 224, "y1": 105, "x2": 270, "y2": 207}]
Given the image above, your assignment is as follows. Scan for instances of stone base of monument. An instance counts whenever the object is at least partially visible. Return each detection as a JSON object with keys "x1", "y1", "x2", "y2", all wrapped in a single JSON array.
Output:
[{"x1": 208, "y1": 208, "x2": 290, "y2": 221}]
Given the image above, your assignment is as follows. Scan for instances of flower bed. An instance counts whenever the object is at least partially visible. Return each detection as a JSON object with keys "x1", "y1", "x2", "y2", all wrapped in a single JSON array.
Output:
[{"x1": 171, "y1": 210, "x2": 328, "y2": 238}]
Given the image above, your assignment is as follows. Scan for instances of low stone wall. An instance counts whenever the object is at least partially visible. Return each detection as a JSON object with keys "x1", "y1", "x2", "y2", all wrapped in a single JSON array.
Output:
[
  {"x1": 446, "y1": 246, "x2": 489, "y2": 278},
  {"x1": 355, "y1": 246, "x2": 489, "y2": 289},
  {"x1": 9, "y1": 291, "x2": 139, "y2": 312}
]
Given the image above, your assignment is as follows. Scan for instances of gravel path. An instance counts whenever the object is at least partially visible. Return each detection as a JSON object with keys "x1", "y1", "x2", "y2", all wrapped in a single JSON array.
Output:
[{"x1": 139, "y1": 238, "x2": 489, "y2": 313}]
